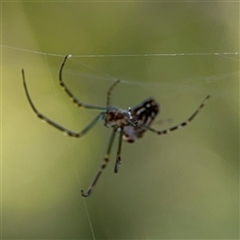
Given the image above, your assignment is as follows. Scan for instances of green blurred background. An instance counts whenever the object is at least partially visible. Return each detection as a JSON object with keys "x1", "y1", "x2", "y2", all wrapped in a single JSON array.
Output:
[{"x1": 1, "y1": 1, "x2": 239, "y2": 239}]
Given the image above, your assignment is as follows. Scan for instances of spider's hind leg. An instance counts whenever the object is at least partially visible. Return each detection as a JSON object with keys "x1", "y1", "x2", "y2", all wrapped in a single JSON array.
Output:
[
  {"x1": 81, "y1": 128, "x2": 118, "y2": 197},
  {"x1": 146, "y1": 95, "x2": 210, "y2": 135},
  {"x1": 114, "y1": 127, "x2": 124, "y2": 173}
]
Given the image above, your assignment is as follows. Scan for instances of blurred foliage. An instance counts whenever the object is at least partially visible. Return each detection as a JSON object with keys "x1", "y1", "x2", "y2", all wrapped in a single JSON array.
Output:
[{"x1": 2, "y1": 2, "x2": 239, "y2": 239}]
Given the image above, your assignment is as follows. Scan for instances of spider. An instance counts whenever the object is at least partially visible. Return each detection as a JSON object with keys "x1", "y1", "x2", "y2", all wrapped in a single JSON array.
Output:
[{"x1": 22, "y1": 55, "x2": 210, "y2": 197}]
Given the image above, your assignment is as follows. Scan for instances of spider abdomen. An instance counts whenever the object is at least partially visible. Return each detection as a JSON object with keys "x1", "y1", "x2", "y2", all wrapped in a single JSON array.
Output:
[
  {"x1": 123, "y1": 97, "x2": 159, "y2": 143},
  {"x1": 22, "y1": 55, "x2": 210, "y2": 198}
]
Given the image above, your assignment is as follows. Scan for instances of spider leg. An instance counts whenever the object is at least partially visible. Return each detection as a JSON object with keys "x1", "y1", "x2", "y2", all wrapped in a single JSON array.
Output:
[
  {"x1": 81, "y1": 128, "x2": 118, "y2": 197},
  {"x1": 106, "y1": 79, "x2": 121, "y2": 107},
  {"x1": 22, "y1": 69, "x2": 104, "y2": 137},
  {"x1": 146, "y1": 95, "x2": 210, "y2": 135},
  {"x1": 59, "y1": 55, "x2": 106, "y2": 110},
  {"x1": 114, "y1": 127, "x2": 124, "y2": 173}
]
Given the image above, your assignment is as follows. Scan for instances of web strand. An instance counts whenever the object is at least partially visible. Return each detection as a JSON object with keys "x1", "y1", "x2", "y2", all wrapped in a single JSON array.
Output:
[
  {"x1": 6, "y1": 44, "x2": 238, "y2": 95},
  {"x1": 3, "y1": 43, "x2": 238, "y2": 239},
  {"x1": 2, "y1": 44, "x2": 239, "y2": 59},
  {"x1": 44, "y1": 53, "x2": 97, "y2": 240}
]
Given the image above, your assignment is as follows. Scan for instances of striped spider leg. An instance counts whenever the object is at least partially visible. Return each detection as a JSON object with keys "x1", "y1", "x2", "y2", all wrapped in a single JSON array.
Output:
[
  {"x1": 82, "y1": 94, "x2": 210, "y2": 197},
  {"x1": 146, "y1": 95, "x2": 210, "y2": 135},
  {"x1": 82, "y1": 98, "x2": 160, "y2": 197},
  {"x1": 22, "y1": 55, "x2": 210, "y2": 198},
  {"x1": 22, "y1": 55, "x2": 138, "y2": 197}
]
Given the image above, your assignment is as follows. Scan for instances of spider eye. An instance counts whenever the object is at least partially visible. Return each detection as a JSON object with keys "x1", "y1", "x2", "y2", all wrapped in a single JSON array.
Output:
[{"x1": 23, "y1": 54, "x2": 210, "y2": 198}]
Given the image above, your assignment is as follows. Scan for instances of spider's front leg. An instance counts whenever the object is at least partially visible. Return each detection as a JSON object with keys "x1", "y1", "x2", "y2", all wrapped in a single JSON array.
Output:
[
  {"x1": 22, "y1": 69, "x2": 104, "y2": 138},
  {"x1": 59, "y1": 55, "x2": 106, "y2": 110}
]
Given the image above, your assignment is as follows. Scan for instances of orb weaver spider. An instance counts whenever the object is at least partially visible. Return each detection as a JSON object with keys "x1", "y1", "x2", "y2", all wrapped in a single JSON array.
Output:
[{"x1": 22, "y1": 55, "x2": 210, "y2": 197}]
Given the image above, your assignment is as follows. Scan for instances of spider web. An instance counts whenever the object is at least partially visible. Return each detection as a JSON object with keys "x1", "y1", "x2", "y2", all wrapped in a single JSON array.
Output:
[{"x1": 1, "y1": 1, "x2": 239, "y2": 240}]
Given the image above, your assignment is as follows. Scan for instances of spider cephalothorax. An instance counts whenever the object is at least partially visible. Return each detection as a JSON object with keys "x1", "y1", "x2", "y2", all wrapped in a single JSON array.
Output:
[
  {"x1": 104, "y1": 107, "x2": 130, "y2": 128},
  {"x1": 22, "y1": 55, "x2": 210, "y2": 197},
  {"x1": 104, "y1": 97, "x2": 159, "y2": 143}
]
